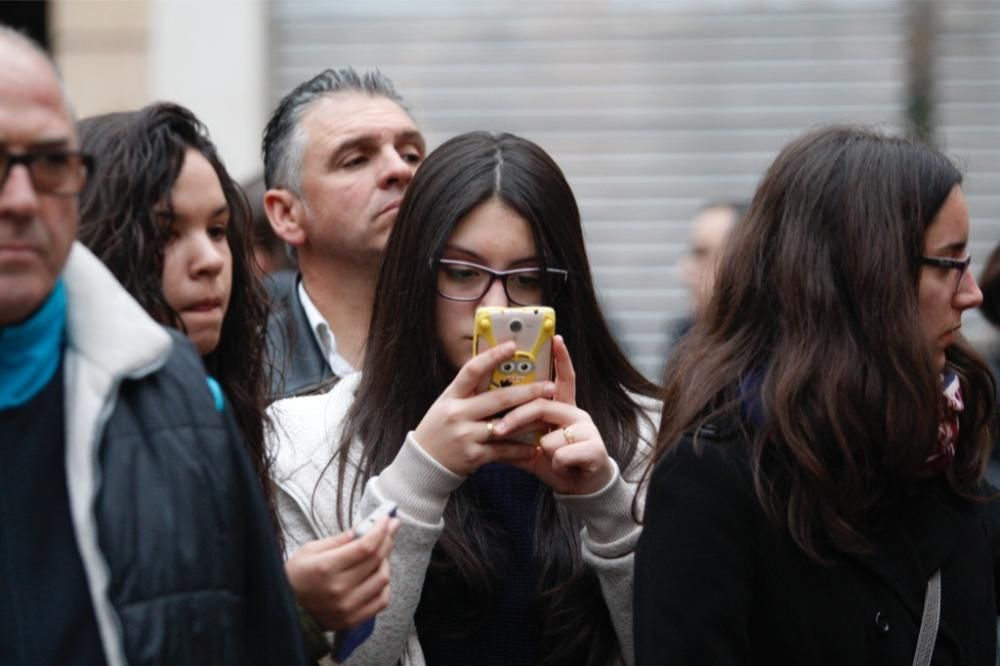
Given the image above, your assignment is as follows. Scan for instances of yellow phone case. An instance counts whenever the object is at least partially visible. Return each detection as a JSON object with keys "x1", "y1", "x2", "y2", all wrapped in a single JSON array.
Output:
[{"x1": 473, "y1": 306, "x2": 556, "y2": 393}]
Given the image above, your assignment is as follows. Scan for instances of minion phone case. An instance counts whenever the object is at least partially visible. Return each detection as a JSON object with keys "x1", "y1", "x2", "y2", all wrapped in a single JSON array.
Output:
[{"x1": 473, "y1": 306, "x2": 556, "y2": 394}]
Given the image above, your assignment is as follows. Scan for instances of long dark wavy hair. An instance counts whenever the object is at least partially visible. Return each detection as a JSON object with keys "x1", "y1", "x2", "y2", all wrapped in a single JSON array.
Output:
[
  {"x1": 76, "y1": 103, "x2": 277, "y2": 526},
  {"x1": 651, "y1": 125, "x2": 996, "y2": 562},
  {"x1": 333, "y1": 131, "x2": 656, "y2": 664}
]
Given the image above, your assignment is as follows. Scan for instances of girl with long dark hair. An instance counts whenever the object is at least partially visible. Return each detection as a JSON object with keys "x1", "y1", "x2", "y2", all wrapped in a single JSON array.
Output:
[
  {"x1": 269, "y1": 131, "x2": 659, "y2": 665},
  {"x1": 635, "y1": 126, "x2": 1000, "y2": 665},
  {"x1": 77, "y1": 102, "x2": 399, "y2": 660},
  {"x1": 78, "y1": 103, "x2": 271, "y2": 499}
]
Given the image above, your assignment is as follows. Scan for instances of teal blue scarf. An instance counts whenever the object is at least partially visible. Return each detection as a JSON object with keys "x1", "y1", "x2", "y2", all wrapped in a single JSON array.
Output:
[{"x1": 0, "y1": 281, "x2": 66, "y2": 410}]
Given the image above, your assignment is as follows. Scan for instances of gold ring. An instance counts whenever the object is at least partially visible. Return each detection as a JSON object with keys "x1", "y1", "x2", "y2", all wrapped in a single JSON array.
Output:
[
  {"x1": 563, "y1": 426, "x2": 576, "y2": 444},
  {"x1": 486, "y1": 419, "x2": 496, "y2": 440}
]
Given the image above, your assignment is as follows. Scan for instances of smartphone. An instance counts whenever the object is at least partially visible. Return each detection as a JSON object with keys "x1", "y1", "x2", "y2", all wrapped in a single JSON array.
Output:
[
  {"x1": 331, "y1": 501, "x2": 398, "y2": 663},
  {"x1": 473, "y1": 306, "x2": 556, "y2": 443},
  {"x1": 473, "y1": 306, "x2": 556, "y2": 391}
]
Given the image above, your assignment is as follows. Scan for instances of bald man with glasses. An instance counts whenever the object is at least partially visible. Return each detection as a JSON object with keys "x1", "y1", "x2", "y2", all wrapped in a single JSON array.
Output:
[{"x1": 0, "y1": 26, "x2": 305, "y2": 665}]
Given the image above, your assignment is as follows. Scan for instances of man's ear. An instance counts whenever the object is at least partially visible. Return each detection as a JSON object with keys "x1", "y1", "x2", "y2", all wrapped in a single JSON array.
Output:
[{"x1": 264, "y1": 188, "x2": 306, "y2": 247}]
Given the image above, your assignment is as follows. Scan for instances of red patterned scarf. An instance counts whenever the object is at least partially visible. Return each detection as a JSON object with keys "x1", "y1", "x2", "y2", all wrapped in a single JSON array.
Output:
[{"x1": 922, "y1": 371, "x2": 963, "y2": 474}]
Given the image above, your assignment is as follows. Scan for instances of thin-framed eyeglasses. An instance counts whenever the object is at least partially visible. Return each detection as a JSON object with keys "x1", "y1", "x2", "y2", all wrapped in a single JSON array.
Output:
[
  {"x1": 0, "y1": 150, "x2": 94, "y2": 195},
  {"x1": 918, "y1": 254, "x2": 972, "y2": 296},
  {"x1": 434, "y1": 258, "x2": 568, "y2": 306}
]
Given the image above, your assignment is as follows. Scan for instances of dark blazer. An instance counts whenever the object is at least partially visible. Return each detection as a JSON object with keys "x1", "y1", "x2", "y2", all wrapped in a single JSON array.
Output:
[
  {"x1": 635, "y1": 422, "x2": 1000, "y2": 666},
  {"x1": 265, "y1": 272, "x2": 334, "y2": 400}
]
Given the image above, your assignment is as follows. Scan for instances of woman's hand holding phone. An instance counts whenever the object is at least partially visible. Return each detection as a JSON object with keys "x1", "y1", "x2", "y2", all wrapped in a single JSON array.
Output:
[
  {"x1": 284, "y1": 514, "x2": 400, "y2": 631},
  {"x1": 496, "y1": 336, "x2": 615, "y2": 495},
  {"x1": 413, "y1": 341, "x2": 556, "y2": 476}
]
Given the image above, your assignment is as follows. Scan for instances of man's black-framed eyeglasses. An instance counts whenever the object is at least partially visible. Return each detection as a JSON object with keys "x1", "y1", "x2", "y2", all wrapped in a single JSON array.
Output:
[
  {"x1": 434, "y1": 258, "x2": 568, "y2": 306},
  {"x1": 918, "y1": 254, "x2": 972, "y2": 296},
  {"x1": 0, "y1": 150, "x2": 94, "y2": 195}
]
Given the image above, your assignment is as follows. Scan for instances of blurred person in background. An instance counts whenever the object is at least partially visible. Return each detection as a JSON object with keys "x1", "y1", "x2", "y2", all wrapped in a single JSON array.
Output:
[
  {"x1": 982, "y1": 249, "x2": 1000, "y2": 666},
  {"x1": 636, "y1": 126, "x2": 999, "y2": 665},
  {"x1": 242, "y1": 173, "x2": 296, "y2": 283},
  {"x1": 978, "y1": 244, "x2": 1000, "y2": 379},
  {"x1": 0, "y1": 26, "x2": 305, "y2": 665},
  {"x1": 670, "y1": 201, "x2": 747, "y2": 345},
  {"x1": 262, "y1": 67, "x2": 425, "y2": 398},
  {"x1": 977, "y1": 245, "x2": 1000, "y2": 490},
  {"x1": 77, "y1": 101, "x2": 399, "y2": 664}
]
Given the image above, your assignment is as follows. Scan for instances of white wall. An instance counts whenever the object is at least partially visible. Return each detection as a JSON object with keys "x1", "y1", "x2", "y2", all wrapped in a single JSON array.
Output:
[
  {"x1": 149, "y1": 0, "x2": 268, "y2": 181},
  {"x1": 52, "y1": 0, "x2": 150, "y2": 120}
]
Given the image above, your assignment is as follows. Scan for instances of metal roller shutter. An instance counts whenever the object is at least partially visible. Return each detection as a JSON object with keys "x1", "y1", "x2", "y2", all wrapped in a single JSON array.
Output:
[{"x1": 268, "y1": 0, "x2": 997, "y2": 379}]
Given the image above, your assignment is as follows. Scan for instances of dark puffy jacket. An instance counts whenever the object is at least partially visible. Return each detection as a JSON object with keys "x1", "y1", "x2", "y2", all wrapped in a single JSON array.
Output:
[
  {"x1": 94, "y1": 333, "x2": 306, "y2": 665},
  {"x1": 58, "y1": 245, "x2": 306, "y2": 664}
]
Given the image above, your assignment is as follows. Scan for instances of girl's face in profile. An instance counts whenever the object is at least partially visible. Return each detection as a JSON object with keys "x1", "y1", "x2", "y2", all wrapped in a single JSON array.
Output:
[
  {"x1": 156, "y1": 148, "x2": 233, "y2": 356},
  {"x1": 435, "y1": 198, "x2": 540, "y2": 371},
  {"x1": 917, "y1": 184, "x2": 983, "y2": 372}
]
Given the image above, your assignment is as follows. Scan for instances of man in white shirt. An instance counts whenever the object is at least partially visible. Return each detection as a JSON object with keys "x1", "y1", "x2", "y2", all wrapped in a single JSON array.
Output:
[{"x1": 262, "y1": 68, "x2": 425, "y2": 398}]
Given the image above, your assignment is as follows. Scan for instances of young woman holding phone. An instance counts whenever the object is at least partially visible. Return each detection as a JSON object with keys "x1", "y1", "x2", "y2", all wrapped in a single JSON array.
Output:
[{"x1": 269, "y1": 131, "x2": 659, "y2": 665}]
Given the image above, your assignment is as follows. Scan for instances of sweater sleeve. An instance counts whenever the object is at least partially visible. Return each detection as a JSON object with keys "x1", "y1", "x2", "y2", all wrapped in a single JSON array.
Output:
[
  {"x1": 554, "y1": 459, "x2": 639, "y2": 665},
  {"x1": 340, "y1": 431, "x2": 464, "y2": 665},
  {"x1": 634, "y1": 434, "x2": 757, "y2": 666},
  {"x1": 550, "y1": 398, "x2": 659, "y2": 666}
]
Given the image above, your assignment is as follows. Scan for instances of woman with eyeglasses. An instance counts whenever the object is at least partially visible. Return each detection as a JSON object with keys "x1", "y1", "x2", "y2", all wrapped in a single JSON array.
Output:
[
  {"x1": 268, "y1": 131, "x2": 660, "y2": 665},
  {"x1": 635, "y1": 126, "x2": 1000, "y2": 665},
  {"x1": 75, "y1": 102, "x2": 400, "y2": 662}
]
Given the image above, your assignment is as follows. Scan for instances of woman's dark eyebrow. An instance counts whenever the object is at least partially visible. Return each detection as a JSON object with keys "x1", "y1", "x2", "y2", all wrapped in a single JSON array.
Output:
[
  {"x1": 441, "y1": 244, "x2": 539, "y2": 266},
  {"x1": 929, "y1": 240, "x2": 967, "y2": 255}
]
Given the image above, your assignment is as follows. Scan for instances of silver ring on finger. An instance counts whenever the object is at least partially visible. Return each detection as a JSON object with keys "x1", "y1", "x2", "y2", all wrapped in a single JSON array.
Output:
[{"x1": 563, "y1": 426, "x2": 576, "y2": 444}]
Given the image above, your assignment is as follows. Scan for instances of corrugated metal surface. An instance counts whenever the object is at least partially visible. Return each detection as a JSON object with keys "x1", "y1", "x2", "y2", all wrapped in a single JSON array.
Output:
[{"x1": 268, "y1": 0, "x2": 996, "y2": 379}]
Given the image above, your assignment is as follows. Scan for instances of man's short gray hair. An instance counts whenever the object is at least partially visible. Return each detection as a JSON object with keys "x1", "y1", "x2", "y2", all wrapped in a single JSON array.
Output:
[{"x1": 262, "y1": 67, "x2": 407, "y2": 195}]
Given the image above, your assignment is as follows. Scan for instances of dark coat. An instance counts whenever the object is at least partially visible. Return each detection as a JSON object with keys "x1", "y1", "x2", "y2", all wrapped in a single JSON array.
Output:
[
  {"x1": 264, "y1": 272, "x2": 334, "y2": 400},
  {"x1": 97, "y1": 333, "x2": 307, "y2": 665},
  {"x1": 635, "y1": 423, "x2": 1000, "y2": 666}
]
